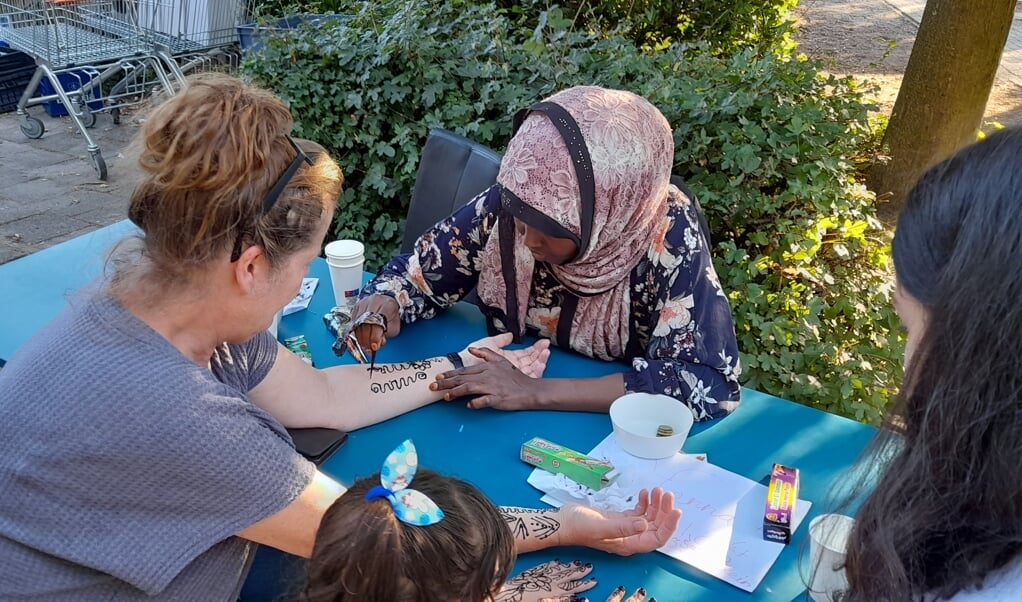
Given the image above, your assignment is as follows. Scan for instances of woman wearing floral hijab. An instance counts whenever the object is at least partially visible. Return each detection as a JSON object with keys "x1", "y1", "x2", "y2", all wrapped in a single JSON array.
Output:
[{"x1": 352, "y1": 86, "x2": 741, "y2": 421}]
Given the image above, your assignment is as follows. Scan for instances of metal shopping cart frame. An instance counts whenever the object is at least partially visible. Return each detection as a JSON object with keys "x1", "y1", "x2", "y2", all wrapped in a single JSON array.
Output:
[
  {"x1": 98, "y1": 0, "x2": 251, "y2": 121},
  {"x1": 0, "y1": 0, "x2": 189, "y2": 179},
  {"x1": 145, "y1": 1, "x2": 253, "y2": 86},
  {"x1": 2, "y1": 0, "x2": 260, "y2": 180}
]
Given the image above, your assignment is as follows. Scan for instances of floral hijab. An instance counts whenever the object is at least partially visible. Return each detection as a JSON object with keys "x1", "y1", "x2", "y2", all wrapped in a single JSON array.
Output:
[{"x1": 477, "y1": 86, "x2": 675, "y2": 360}]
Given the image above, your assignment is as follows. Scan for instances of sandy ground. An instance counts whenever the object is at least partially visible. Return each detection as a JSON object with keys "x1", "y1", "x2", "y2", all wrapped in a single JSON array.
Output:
[{"x1": 794, "y1": 0, "x2": 1022, "y2": 127}]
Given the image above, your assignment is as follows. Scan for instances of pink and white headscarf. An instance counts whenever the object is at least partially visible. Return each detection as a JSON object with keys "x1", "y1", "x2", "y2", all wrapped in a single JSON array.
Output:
[{"x1": 477, "y1": 86, "x2": 674, "y2": 360}]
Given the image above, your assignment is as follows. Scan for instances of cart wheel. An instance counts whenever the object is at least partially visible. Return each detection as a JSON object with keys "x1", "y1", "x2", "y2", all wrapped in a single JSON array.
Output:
[
  {"x1": 79, "y1": 106, "x2": 96, "y2": 129},
  {"x1": 111, "y1": 107, "x2": 121, "y2": 125},
  {"x1": 20, "y1": 116, "x2": 45, "y2": 139},
  {"x1": 90, "y1": 151, "x2": 107, "y2": 180}
]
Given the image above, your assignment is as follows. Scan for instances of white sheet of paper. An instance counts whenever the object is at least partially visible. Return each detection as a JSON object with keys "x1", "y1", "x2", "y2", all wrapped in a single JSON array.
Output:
[{"x1": 527, "y1": 434, "x2": 811, "y2": 592}]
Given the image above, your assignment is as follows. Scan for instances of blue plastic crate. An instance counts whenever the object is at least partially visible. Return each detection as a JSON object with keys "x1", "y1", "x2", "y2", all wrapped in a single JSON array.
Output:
[
  {"x1": 237, "y1": 14, "x2": 346, "y2": 53},
  {"x1": 37, "y1": 70, "x2": 103, "y2": 118}
]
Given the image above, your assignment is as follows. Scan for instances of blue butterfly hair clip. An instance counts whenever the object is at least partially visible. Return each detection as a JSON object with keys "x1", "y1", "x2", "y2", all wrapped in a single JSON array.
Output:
[{"x1": 364, "y1": 439, "x2": 444, "y2": 526}]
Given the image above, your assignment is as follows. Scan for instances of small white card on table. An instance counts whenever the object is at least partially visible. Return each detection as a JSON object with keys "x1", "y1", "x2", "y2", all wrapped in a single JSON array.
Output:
[{"x1": 282, "y1": 278, "x2": 319, "y2": 316}]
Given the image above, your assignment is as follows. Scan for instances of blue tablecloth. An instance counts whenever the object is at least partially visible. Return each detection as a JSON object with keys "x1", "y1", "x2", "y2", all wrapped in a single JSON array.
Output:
[{"x1": 0, "y1": 220, "x2": 138, "y2": 362}]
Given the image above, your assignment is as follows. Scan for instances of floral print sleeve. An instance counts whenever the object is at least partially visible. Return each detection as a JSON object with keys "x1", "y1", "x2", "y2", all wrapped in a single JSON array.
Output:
[
  {"x1": 361, "y1": 186, "x2": 500, "y2": 323},
  {"x1": 621, "y1": 194, "x2": 743, "y2": 422}
]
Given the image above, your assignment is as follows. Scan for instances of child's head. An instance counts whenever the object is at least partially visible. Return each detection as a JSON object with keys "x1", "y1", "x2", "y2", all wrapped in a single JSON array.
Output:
[{"x1": 303, "y1": 468, "x2": 515, "y2": 602}]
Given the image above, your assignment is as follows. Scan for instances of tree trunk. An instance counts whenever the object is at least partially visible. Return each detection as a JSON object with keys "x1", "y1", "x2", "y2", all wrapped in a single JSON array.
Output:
[{"x1": 869, "y1": 0, "x2": 1017, "y2": 223}]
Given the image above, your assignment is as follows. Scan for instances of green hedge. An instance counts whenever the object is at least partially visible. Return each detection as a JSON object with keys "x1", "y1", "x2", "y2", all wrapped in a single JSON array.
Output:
[
  {"x1": 243, "y1": 0, "x2": 902, "y2": 423},
  {"x1": 255, "y1": 0, "x2": 799, "y2": 54},
  {"x1": 506, "y1": 0, "x2": 799, "y2": 53}
]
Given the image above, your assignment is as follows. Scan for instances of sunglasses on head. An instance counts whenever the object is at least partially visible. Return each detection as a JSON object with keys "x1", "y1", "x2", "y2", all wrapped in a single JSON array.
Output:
[{"x1": 230, "y1": 135, "x2": 315, "y2": 262}]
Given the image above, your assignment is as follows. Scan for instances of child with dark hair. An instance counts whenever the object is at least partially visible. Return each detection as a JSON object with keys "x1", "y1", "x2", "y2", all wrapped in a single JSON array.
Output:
[{"x1": 304, "y1": 441, "x2": 677, "y2": 602}]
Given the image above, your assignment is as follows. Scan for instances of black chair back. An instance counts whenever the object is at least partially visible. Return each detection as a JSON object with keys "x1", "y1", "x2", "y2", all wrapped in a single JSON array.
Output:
[
  {"x1": 670, "y1": 175, "x2": 712, "y2": 249},
  {"x1": 401, "y1": 128, "x2": 502, "y2": 253}
]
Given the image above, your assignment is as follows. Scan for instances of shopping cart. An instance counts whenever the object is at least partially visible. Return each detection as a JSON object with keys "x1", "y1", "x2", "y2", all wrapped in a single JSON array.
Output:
[
  {"x1": 0, "y1": 0, "x2": 184, "y2": 179},
  {"x1": 68, "y1": 0, "x2": 255, "y2": 127},
  {"x1": 138, "y1": 1, "x2": 251, "y2": 85}
]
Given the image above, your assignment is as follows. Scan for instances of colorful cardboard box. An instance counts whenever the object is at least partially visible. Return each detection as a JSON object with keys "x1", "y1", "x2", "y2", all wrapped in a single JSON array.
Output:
[
  {"x1": 520, "y1": 437, "x2": 619, "y2": 491},
  {"x1": 763, "y1": 463, "x2": 800, "y2": 544}
]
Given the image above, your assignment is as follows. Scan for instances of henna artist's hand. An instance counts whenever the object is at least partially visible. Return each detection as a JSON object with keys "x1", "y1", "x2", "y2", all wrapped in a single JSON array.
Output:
[
  {"x1": 493, "y1": 559, "x2": 596, "y2": 602},
  {"x1": 560, "y1": 488, "x2": 681, "y2": 557},
  {"x1": 349, "y1": 294, "x2": 401, "y2": 354},
  {"x1": 431, "y1": 334, "x2": 551, "y2": 409}
]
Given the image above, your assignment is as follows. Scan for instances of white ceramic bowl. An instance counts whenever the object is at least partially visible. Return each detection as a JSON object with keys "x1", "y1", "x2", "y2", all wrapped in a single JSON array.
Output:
[{"x1": 609, "y1": 393, "x2": 694, "y2": 459}]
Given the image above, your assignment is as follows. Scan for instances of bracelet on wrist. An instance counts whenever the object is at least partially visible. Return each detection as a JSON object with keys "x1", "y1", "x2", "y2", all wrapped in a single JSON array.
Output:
[{"x1": 446, "y1": 352, "x2": 465, "y2": 370}]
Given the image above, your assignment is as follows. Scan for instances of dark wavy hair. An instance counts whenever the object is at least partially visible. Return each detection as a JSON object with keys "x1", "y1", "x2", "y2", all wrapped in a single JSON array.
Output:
[
  {"x1": 839, "y1": 127, "x2": 1022, "y2": 600},
  {"x1": 302, "y1": 469, "x2": 514, "y2": 602}
]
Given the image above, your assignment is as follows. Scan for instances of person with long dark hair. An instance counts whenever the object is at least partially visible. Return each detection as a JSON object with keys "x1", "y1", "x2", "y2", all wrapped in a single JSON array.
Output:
[{"x1": 836, "y1": 127, "x2": 1022, "y2": 600}]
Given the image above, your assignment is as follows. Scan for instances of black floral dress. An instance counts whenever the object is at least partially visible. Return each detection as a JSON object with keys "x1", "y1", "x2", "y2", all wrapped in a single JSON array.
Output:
[{"x1": 363, "y1": 186, "x2": 743, "y2": 421}]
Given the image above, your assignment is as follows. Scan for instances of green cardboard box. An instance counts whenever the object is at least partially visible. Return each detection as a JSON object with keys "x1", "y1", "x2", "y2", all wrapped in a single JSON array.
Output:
[{"x1": 520, "y1": 437, "x2": 619, "y2": 491}]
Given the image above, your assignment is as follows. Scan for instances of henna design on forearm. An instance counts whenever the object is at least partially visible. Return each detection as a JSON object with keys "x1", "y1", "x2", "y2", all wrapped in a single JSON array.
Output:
[
  {"x1": 369, "y1": 372, "x2": 427, "y2": 393},
  {"x1": 407, "y1": 359, "x2": 438, "y2": 371},
  {"x1": 370, "y1": 358, "x2": 438, "y2": 376},
  {"x1": 493, "y1": 560, "x2": 590, "y2": 602},
  {"x1": 528, "y1": 516, "x2": 560, "y2": 540},
  {"x1": 499, "y1": 507, "x2": 561, "y2": 541}
]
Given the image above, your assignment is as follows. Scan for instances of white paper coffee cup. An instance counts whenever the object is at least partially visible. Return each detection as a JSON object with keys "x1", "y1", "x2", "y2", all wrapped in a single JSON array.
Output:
[
  {"x1": 324, "y1": 240, "x2": 365, "y2": 308},
  {"x1": 808, "y1": 513, "x2": 855, "y2": 602}
]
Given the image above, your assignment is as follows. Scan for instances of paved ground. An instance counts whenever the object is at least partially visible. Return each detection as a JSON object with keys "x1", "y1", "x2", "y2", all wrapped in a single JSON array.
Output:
[
  {"x1": 1, "y1": 1, "x2": 1021, "y2": 265},
  {"x1": 0, "y1": 110, "x2": 139, "y2": 264},
  {"x1": 886, "y1": 0, "x2": 1022, "y2": 84}
]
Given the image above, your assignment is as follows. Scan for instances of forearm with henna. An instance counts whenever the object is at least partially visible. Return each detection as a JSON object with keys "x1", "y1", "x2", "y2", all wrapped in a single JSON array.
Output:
[
  {"x1": 318, "y1": 355, "x2": 458, "y2": 429},
  {"x1": 499, "y1": 506, "x2": 566, "y2": 553}
]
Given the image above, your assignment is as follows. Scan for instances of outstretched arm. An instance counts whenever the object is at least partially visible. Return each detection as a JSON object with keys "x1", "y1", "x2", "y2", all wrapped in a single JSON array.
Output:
[
  {"x1": 249, "y1": 333, "x2": 548, "y2": 431},
  {"x1": 501, "y1": 487, "x2": 681, "y2": 555}
]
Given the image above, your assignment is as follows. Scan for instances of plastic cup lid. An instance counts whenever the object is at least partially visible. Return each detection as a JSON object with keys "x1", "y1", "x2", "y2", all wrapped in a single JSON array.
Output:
[{"x1": 324, "y1": 239, "x2": 364, "y2": 260}]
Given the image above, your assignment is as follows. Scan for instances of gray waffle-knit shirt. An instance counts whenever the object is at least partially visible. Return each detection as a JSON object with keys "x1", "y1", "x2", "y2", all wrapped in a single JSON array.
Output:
[{"x1": 0, "y1": 286, "x2": 316, "y2": 600}]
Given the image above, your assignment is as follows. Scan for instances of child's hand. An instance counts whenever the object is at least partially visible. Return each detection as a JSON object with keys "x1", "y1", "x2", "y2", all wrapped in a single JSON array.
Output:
[
  {"x1": 560, "y1": 487, "x2": 682, "y2": 556},
  {"x1": 493, "y1": 559, "x2": 596, "y2": 602}
]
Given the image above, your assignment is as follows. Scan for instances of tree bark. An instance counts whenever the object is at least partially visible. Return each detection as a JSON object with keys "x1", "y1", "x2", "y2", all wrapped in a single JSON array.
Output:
[{"x1": 869, "y1": 0, "x2": 1017, "y2": 223}]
